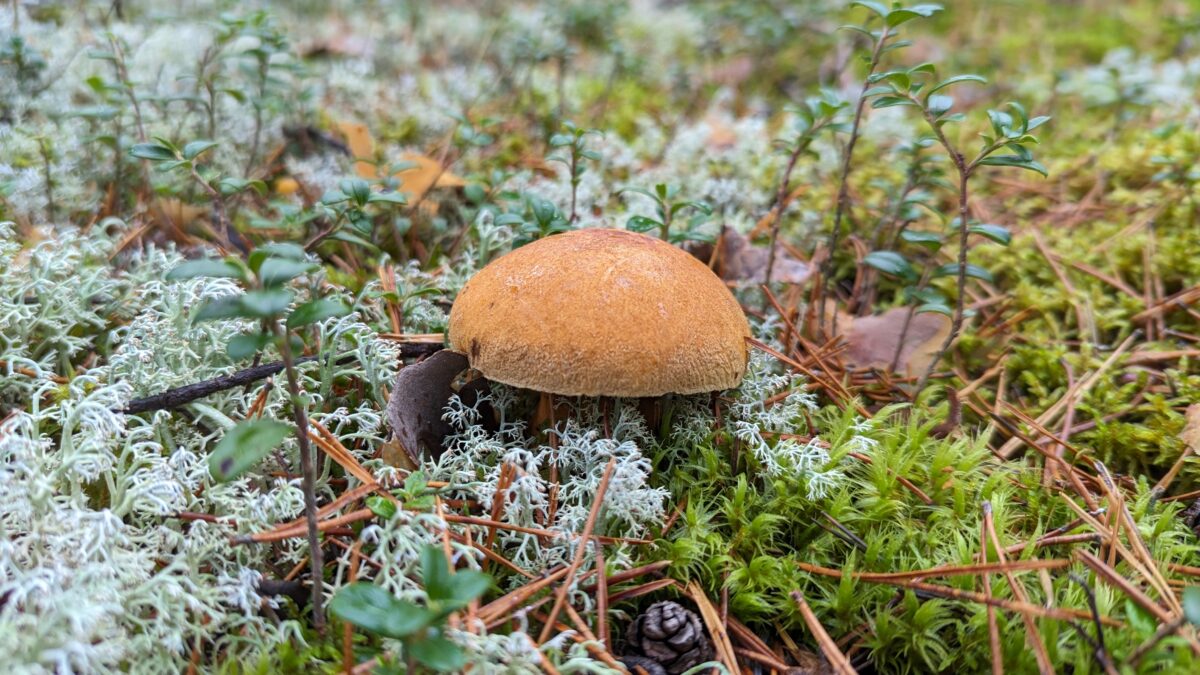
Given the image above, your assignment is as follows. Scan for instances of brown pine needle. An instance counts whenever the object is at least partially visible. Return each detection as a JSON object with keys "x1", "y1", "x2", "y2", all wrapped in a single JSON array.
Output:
[
  {"x1": 799, "y1": 562, "x2": 1122, "y2": 627},
  {"x1": 792, "y1": 591, "x2": 857, "y2": 675},
  {"x1": 983, "y1": 502, "x2": 1055, "y2": 674},
  {"x1": 606, "y1": 578, "x2": 678, "y2": 604},
  {"x1": 796, "y1": 558, "x2": 1071, "y2": 582},
  {"x1": 685, "y1": 580, "x2": 740, "y2": 674},
  {"x1": 537, "y1": 458, "x2": 615, "y2": 644},
  {"x1": 980, "y1": 506, "x2": 1003, "y2": 675}
]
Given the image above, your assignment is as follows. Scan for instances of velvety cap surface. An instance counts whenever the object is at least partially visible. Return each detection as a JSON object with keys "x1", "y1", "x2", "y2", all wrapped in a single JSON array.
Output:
[{"x1": 448, "y1": 228, "x2": 750, "y2": 396}]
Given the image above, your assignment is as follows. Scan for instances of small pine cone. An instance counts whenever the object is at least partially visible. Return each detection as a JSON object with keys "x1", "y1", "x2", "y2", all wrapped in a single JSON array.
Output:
[{"x1": 624, "y1": 600, "x2": 713, "y2": 675}]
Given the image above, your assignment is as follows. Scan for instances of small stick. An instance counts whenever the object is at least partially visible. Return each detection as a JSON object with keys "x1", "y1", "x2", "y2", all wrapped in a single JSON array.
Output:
[{"x1": 119, "y1": 351, "x2": 427, "y2": 415}]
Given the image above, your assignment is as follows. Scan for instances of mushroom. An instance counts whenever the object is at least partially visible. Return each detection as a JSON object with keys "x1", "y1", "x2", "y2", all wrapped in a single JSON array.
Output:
[
  {"x1": 447, "y1": 228, "x2": 750, "y2": 397},
  {"x1": 385, "y1": 228, "x2": 750, "y2": 463}
]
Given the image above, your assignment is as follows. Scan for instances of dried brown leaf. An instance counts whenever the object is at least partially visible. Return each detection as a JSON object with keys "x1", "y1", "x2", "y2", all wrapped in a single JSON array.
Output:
[
  {"x1": 719, "y1": 227, "x2": 813, "y2": 285},
  {"x1": 384, "y1": 350, "x2": 470, "y2": 465},
  {"x1": 844, "y1": 307, "x2": 952, "y2": 377}
]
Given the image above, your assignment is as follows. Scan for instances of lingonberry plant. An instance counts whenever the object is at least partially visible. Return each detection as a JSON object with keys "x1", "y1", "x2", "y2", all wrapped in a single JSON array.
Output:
[{"x1": 165, "y1": 242, "x2": 353, "y2": 630}]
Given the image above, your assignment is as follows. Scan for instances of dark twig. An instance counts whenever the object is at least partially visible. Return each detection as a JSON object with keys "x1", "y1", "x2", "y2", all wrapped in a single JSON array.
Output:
[
  {"x1": 1068, "y1": 573, "x2": 1118, "y2": 675},
  {"x1": 820, "y1": 23, "x2": 891, "y2": 338},
  {"x1": 121, "y1": 344, "x2": 442, "y2": 414},
  {"x1": 272, "y1": 320, "x2": 324, "y2": 632}
]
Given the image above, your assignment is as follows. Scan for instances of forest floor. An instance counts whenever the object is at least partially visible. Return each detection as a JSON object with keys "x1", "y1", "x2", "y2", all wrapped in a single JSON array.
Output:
[{"x1": 4, "y1": 1, "x2": 1200, "y2": 673}]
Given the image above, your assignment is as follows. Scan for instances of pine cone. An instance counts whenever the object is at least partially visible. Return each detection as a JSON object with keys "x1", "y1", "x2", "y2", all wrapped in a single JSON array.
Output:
[{"x1": 624, "y1": 601, "x2": 713, "y2": 675}]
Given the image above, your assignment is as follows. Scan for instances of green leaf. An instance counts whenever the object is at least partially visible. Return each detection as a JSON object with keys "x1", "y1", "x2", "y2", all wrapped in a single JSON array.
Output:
[
  {"x1": 1026, "y1": 115, "x2": 1052, "y2": 132},
  {"x1": 287, "y1": 298, "x2": 351, "y2": 329},
  {"x1": 167, "y1": 259, "x2": 245, "y2": 281},
  {"x1": 872, "y1": 96, "x2": 917, "y2": 109},
  {"x1": 916, "y1": 302, "x2": 954, "y2": 316},
  {"x1": 421, "y1": 545, "x2": 455, "y2": 603},
  {"x1": 445, "y1": 570, "x2": 492, "y2": 606},
  {"x1": 886, "y1": 4, "x2": 944, "y2": 28},
  {"x1": 341, "y1": 178, "x2": 372, "y2": 206},
  {"x1": 255, "y1": 242, "x2": 307, "y2": 260},
  {"x1": 968, "y1": 224, "x2": 1012, "y2": 245},
  {"x1": 850, "y1": 1, "x2": 889, "y2": 18},
  {"x1": 927, "y1": 95, "x2": 954, "y2": 116},
  {"x1": 933, "y1": 263, "x2": 994, "y2": 283},
  {"x1": 367, "y1": 191, "x2": 408, "y2": 205},
  {"x1": 899, "y1": 230, "x2": 943, "y2": 249},
  {"x1": 329, "y1": 583, "x2": 432, "y2": 639},
  {"x1": 365, "y1": 495, "x2": 397, "y2": 520},
  {"x1": 927, "y1": 74, "x2": 986, "y2": 96},
  {"x1": 626, "y1": 215, "x2": 661, "y2": 233},
  {"x1": 258, "y1": 258, "x2": 317, "y2": 287},
  {"x1": 976, "y1": 155, "x2": 1049, "y2": 177},
  {"x1": 182, "y1": 140, "x2": 218, "y2": 161},
  {"x1": 240, "y1": 289, "x2": 294, "y2": 317},
  {"x1": 330, "y1": 229, "x2": 380, "y2": 252},
  {"x1": 129, "y1": 143, "x2": 177, "y2": 161},
  {"x1": 227, "y1": 332, "x2": 271, "y2": 360},
  {"x1": 218, "y1": 177, "x2": 267, "y2": 196},
  {"x1": 208, "y1": 419, "x2": 292, "y2": 482},
  {"x1": 863, "y1": 251, "x2": 916, "y2": 280},
  {"x1": 409, "y1": 635, "x2": 467, "y2": 672},
  {"x1": 194, "y1": 295, "x2": 250, "y2": 322},
  {"x1": 1183, "y1": 587, "x2": 1200, "y2": 627}
]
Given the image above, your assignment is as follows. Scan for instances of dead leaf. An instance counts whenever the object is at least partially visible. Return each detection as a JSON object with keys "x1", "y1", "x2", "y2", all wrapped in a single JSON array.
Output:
[
  {"x1": 844, "y1": 307, "x2": 952, "y2": 377},
  {"x1": 706, "y1": 117, "x2": 737, "y2": 150},
  {"x1": 395, "y1": 151, "x2": 466, "y2": 197},
  {"x1": 336, "y1": 121, "x2": 377, "y2": 179},
  {"x1": 274, "y1": 177, "x2": 300, "y2": 196},
  {"x1": 385, "y1": 350, "x2": 469, "y2": 465},
  {"x1": 334, "y1": 120, "x2": 466, "y2": 197},
  {"x1": 1182, "y1": 404, "x2": 1200, "y2": 452},
  {"x1": 385, "y1": 351, "x2": 494, "y2": 465},
  {"x1": 153, "y1": 197, "x2": 207, "y2": 229},
  {"x1": 719, "y1": 227, "x2": 813, "y2": 285}
]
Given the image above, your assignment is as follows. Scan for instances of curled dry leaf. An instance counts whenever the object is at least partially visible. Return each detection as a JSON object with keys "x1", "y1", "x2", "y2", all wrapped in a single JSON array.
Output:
[
  {"x1": 384, "y1": 350, "x2": 472, "y2": 466},
  {"x1": 843, "y1": 307, "x2": 952, "y2": 377},
  {"x1": 719, "y1": 227, "x2": 813, "y2": 285}
]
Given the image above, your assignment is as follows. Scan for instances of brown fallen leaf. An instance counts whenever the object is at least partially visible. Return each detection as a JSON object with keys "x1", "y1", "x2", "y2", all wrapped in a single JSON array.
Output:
[
  {"x1": 394, "y1": 151, "x2": 466, "y2": 198},
  {"x1": 385, "y1": 350, "x2": 469, "y2": 465},
  {"x1": 719, "y1": 227, "x2": 813, "y2": 285},
  {"x1": 1182, "y1": 404, "x2": 1200, "y2": 452},
  {"x1": 706, "y1": 116, "x2": 737, "y2": 150},
  {"x1": 153, "y1": 197, "x2": 207, "y2": 229},
  {"x1": 334, "y1": 120, "x2": 466, "y2": 198},
  {"x1": 843, "y1": 307, "x2": 952, "y2": 377}
]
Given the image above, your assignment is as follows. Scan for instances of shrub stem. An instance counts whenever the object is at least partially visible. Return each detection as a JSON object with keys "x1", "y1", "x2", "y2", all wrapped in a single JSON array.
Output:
[{"x1": 273, "y1": 321, "x2": 325, "y2": 632}]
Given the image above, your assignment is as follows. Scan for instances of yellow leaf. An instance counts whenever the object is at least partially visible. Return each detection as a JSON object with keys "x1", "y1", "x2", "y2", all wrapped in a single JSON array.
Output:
[
  {"x1": 275, "y1": 177, "x2": 300, "y2": 195},
  {"x1": 336, "y1": 120, "x2": 377, "y2": 179},
  {"x1": 395, "y1": 151, "x2": 465, "y2": 199},
  {"x1": 334, "y1": 120, "x2": 465, "y2": 196}
]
